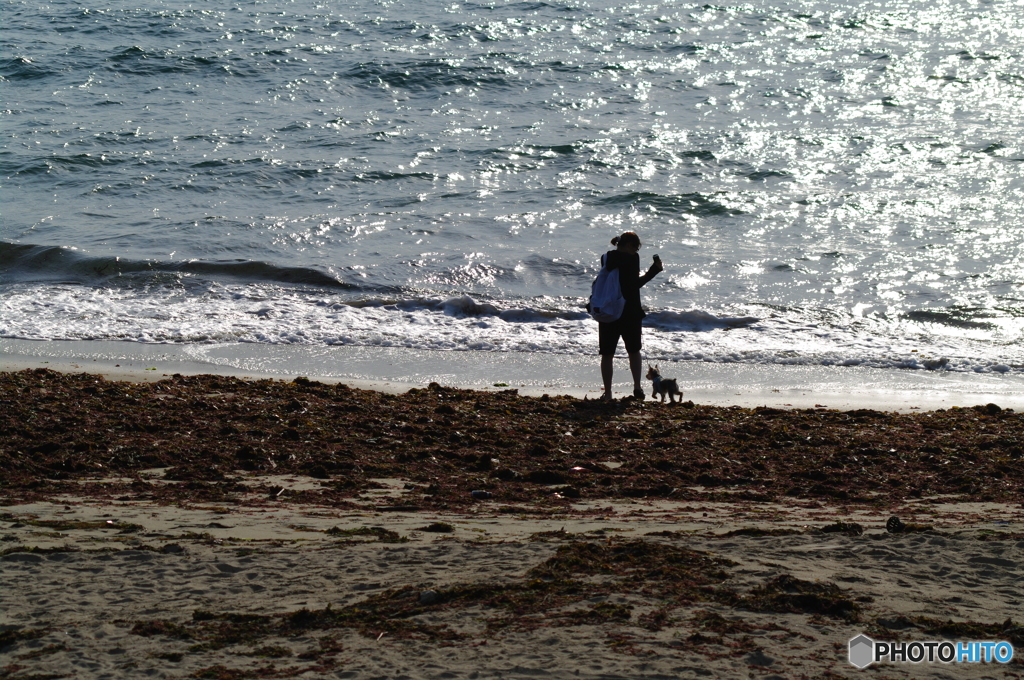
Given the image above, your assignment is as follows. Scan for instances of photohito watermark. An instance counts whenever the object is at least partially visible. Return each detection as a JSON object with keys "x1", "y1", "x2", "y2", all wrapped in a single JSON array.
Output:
[{"x1": 849, "y1": 634, "x2": 1014, "y2": 668}]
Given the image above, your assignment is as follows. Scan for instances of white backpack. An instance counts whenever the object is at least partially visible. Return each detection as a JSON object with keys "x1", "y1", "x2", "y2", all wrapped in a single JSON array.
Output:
[{"x1": 588, "y1": 254, "x2": 624, "y2": 323}]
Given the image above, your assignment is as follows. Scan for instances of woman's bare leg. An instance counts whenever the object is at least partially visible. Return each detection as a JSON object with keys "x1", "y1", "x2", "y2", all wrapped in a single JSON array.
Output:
[
  {"x1": 601, "y1": 354, "x2": 614, "y2": 398},
  {"x1": 628, "y1": 351, "x2": 643, "y2": 395}
]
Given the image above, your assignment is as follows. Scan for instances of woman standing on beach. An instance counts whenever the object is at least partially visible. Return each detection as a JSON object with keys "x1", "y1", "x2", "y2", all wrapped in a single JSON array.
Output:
[{"x1": 598, "y1": 231, "x2": 663, "y2": 400}]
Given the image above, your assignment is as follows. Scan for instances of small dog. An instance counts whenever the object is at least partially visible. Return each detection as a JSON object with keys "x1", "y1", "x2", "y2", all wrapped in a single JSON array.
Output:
[{"x1": 646, "y1": 365, "x2": 681, "y2": 403}]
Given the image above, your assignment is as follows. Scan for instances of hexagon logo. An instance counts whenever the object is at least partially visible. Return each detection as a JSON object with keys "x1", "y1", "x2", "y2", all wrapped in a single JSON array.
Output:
[{"x1": 849, "y1": 634, "x2": 875, "y2": 668}]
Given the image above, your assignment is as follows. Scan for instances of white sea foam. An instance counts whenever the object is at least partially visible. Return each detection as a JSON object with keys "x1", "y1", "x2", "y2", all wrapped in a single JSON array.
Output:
[{"x1": 2, "y1": 282, "x2": 1020, "y2": 375}]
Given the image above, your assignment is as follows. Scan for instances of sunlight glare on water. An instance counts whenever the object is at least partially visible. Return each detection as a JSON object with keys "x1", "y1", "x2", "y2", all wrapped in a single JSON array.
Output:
[{"x1": 1, "y1": 0, "x2": 1022, "y2": 372}]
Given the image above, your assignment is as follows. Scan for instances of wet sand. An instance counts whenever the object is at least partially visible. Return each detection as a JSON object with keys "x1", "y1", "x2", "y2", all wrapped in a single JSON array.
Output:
[{"x1": 5, "y1": 337, "x2": 1024, "y2": 410}]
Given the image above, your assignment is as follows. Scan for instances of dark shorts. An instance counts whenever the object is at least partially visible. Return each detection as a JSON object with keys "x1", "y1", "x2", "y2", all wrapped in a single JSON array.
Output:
[{"x1": 599, "y1": 317, "x2": 642, "y2": 355}]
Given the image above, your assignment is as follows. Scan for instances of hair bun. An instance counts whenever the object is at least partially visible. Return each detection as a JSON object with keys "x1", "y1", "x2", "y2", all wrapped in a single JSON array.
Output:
[
  {"x1": 616, "y1": 231, "x2": 641, "y2": 249},
  {"x1": 610, "y1": 236, "x2": 620, "y2": 245}
]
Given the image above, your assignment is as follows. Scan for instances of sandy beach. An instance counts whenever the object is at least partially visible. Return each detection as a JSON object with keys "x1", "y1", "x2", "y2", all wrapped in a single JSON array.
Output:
[{"x1": 2, "y1": 358, "x2": 1023, "y2": 679}]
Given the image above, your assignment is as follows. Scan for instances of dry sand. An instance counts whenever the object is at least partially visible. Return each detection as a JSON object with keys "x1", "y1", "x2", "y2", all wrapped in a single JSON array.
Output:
[{"x1": 3, "y1": 485, "x2": 1023, "y2": 678}]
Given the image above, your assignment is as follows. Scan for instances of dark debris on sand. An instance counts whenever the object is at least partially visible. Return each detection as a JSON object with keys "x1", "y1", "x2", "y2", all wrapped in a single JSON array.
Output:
[
  {"x1": 118, "y1": 535, "x2": 858, "y2": 663},
  {"x1": 2, "y1": 369, "x2": 1022, "y2": 508}
]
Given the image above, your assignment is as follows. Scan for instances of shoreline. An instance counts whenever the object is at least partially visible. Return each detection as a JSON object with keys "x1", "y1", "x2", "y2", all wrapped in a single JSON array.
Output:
[{"x1": 4, "y1": 338, "x2": 1024, "y2": 411}]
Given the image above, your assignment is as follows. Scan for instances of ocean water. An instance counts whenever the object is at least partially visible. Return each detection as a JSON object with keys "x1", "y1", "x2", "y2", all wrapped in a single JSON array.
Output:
[{"x1": 2, "y1": 0, "x2": 1023, "y2": 376}]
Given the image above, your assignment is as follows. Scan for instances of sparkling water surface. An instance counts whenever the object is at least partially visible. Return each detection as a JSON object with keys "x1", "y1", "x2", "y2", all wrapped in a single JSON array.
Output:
[{"x1": 2, "y1": 0, "x2": 1023, "y2": 374}]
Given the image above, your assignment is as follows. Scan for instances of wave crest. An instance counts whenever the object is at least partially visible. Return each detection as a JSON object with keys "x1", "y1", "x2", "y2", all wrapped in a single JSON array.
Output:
[
  {"x1": 0, "y1": 242, "x2": 351, "y2": 289},
  {"x1": 645, "y1": 309, "x2": 759, "y2": 331}
]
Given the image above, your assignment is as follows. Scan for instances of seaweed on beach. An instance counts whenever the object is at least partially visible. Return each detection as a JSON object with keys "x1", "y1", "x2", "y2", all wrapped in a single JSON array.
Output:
[
  {"x1": 2, "y1": 369, "x2": 1023, "y2": 508},
  {"x1": 0, "y1": 545, "x2": 81, "y2": 557},
  {"x1": 527, "y1": 539, "x2": 735, "y2": 591},
  {"x1": 418, "y1": 522, "x2": 455, "y2": 533},
  {"x1": 0, "y1": 513, "x2": 143, "y2": 534},
  {"x1": 719, "y1": 527, "x2": 803, "y2": 538},
  {"x1": 133, "y1": 596, "x2": 464, "y2": 651},
  {"x1": 868, "y1": 615, "x2": 1024, "y2": 646},
  {"x1": 718, "y1": 573, "x2": 862, "y2": 621},
  {"x1": 131, "y1": 619, "x2": 195, "y2": 640},
  {"x1": 324, "y1": 526, "x2": 406, "y2": 543},
  {"x1": 0, "y1": 627, "x2": 50, "y2": 650},
  {"x1": 0, "y1": 670, "x2": 66, "y2": 680},
  {"x1": 819, "y1": 521, "x2": 864, "y2": 536}
]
